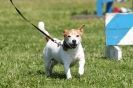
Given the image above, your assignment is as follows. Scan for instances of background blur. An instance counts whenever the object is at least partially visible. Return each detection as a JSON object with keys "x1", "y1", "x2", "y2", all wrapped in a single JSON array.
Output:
[{"x1": 0, "y1": 0, "x2": 132, "y2": 88}]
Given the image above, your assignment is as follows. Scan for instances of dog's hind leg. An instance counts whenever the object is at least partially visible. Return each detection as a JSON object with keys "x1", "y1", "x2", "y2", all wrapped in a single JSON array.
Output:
[
  {"x1": 45, "y1": 58, "x2": 56, "y2": 76},
  {"x1": 49, "y1": 59, "x2": 57, "y2": 74},
  {"x1": 45, "y1": 58, "x2": 52, "y2": 76},
  {"x1": 44, "y1": 49, "x2": 53, "y2": 76}
]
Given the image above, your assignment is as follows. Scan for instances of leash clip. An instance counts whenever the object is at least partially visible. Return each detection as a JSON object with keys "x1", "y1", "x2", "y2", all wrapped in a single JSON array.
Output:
[{"x1": 53, "y1": 40, "x2": 62, "y2": 47}]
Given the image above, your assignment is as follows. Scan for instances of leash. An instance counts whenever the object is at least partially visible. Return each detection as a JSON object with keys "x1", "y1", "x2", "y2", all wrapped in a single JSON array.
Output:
[
  {"x1": 10, "y1": 0, "x2": 57, "y2": 43},
  {"x1": 10, "y1": 0, "x2": 85, "y2": 47}
]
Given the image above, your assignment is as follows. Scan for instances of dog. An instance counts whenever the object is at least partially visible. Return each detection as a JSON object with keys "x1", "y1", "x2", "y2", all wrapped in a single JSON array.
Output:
[{"x1": 38, "y1": 22, "x2": 85, "y2": 79}]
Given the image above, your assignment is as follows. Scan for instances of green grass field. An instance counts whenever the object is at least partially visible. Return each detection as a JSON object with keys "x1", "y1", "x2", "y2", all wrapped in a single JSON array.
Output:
[{"x1": 0, "y1": 0, "x2": 133, "y2": 88}]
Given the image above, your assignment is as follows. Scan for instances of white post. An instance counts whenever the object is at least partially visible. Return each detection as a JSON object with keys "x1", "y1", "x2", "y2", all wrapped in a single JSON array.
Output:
[{"x1": 105, "y1": 46, "x2": 122, "y2": 60}]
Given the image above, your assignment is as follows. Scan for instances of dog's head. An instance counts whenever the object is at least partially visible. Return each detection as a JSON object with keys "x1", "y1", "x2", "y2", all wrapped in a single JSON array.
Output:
[{"x1": 63, "y1": 25, "x2": 84, "y2": 49}]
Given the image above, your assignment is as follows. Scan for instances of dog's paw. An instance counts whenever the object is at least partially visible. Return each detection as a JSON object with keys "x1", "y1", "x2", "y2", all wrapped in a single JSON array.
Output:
[
  {"x1": 67, "y1": 76, "x2": 72, "y2": 79},
  {"x1": 66, "y1": 75, "x2": 72, "y2": 79},
  {"x1": 78, "y1": 70, "x2": 84, "y2": 76},
  {"x1": 78, "y1": 66, "x2": 84, "y2": 75}
]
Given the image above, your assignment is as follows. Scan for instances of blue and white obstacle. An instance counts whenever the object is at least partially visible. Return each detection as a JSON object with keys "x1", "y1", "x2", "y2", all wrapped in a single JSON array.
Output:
[{"x1": 105, "y1": 13, "x2": 133, "y2": 60}]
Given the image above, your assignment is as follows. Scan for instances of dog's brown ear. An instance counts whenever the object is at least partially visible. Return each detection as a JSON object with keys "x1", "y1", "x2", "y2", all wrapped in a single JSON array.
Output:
[
  {"x1": 79, "y1": 28, "x2": 83, "y2": 33},
  {"x1": 63, "y1": 29, "x2": 69, "y2": 37},
  {"x1": 78, "y1": 24, "x2": 85, "y2": 35},
  {"x1": 78, "y1": 24, "x2": 85, "y2": 29},
  {"x1": 77, "y1": 29, "x2": 83, "y2": 36}
]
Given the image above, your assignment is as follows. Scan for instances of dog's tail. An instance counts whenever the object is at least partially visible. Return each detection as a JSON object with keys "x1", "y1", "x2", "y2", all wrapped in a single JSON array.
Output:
[{"x1": 38, "y1": 21, "x2": 50, "y2": 41}]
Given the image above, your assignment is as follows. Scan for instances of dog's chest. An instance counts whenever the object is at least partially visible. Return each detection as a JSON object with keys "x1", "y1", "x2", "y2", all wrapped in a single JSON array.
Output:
[{"x1": 61, "y1": 48, "x2": 81, "y2": 61}]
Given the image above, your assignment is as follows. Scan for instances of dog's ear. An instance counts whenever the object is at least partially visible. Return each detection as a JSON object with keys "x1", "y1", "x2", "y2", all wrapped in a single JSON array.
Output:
[
  {"x1": 79, "y1": 28, "x2": 83, "y2": 33},
  {"x1": 77, "y1": 24, "x2": 85, "y2": 35},
  {"x1": 63, "y1": 29, "x2": 69, "y2": 37},
  {"x1": 77, "y1": 28, "x2": 83, "y2": 36}
]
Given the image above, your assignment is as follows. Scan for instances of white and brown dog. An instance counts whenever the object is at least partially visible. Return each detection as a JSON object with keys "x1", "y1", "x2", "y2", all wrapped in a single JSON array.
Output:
[{"x1": 38, "y1": 22, "x2": 85, "y2": 79}]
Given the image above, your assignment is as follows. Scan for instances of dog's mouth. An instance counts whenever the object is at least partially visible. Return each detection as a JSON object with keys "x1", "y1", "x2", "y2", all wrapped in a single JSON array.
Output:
[
  {"x1": 69, "y1": 43, "x2": 78, "y2": 48},
  {"x1": 63, "y1": 41, "x2": 78, "y2": 50}
]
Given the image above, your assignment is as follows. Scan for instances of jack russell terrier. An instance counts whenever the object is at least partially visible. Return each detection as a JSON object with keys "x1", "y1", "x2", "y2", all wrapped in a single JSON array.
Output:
[{"x1": 38, "y1": 22, "x2": 85, "y2": 79}]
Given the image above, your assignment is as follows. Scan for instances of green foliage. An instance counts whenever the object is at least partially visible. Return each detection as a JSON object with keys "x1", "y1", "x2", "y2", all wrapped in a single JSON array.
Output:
[{"x1": 0, "y1": 0, "x2": 132, "y2": 88}]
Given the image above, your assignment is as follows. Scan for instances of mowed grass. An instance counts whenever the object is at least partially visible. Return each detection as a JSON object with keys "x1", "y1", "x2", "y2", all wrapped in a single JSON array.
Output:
[{"x1": 0, "y1": 0, "x2": 133, "y2": 88}]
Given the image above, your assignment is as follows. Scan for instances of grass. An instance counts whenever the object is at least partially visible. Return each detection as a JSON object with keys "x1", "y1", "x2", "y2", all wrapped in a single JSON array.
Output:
[{"x1": 0, "y1": 0, "x2": 133, "y2": 88}]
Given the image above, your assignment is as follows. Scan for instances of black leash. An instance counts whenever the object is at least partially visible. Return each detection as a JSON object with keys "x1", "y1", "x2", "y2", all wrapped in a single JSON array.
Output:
[
  {"x1": 10, "y1": 0, "x2": 56, "y2": 43},
  {"x1": 10, "y1": 0, "x2": 85, "y2": 47}
]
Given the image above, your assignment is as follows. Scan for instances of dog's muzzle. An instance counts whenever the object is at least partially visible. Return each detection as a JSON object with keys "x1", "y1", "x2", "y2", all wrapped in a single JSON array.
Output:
[
  {"x1": 70, "y1": 43, "x2": 77, "y2": 48},
  {"x1": 63, "y1": 40, "x2": 78, "y2": 50},
  {"x1": 71, "y1": 40, "x2": 78, "y2": 48}
]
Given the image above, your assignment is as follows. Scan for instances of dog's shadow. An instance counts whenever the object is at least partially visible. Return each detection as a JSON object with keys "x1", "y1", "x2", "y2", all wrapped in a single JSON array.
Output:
[
  {"x1": 27, "y1": 70, "x2": 84, "y2": 80},
  {"x1": 30, "y1": 70, "x2": 66, "y2": 79}
]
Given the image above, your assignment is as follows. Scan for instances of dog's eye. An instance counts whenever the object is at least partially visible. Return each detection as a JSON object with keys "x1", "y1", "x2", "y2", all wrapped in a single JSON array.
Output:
[
  {"x1": 68, "y1": 35, "x2": 71, "y2": 37},
  {"x1": 76, "y1": 35, "x2": 79, "y2": 37}
]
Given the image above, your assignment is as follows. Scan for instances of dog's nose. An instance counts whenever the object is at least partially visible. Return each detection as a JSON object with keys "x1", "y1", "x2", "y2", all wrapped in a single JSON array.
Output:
[{"x1": 72, "y1": 40, "x2": 76, "y2": 44}]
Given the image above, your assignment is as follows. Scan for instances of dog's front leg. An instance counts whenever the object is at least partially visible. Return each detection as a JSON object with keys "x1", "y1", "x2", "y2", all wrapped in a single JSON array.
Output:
[
  {"x1": 64, "y1": 63, "x2": 72, "y2": 79},
  {"x1": 78, "y1": 59, "x2": 85, "y2": 76}
]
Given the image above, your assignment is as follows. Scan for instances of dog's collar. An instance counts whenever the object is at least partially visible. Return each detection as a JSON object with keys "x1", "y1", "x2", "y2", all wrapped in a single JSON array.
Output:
[{"x1": 62, "y1": 41, "x2": 74, "y2": 51}]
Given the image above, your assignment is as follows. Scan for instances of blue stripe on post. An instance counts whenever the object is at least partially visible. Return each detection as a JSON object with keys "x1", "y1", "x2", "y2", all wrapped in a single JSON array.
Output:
[
  {"x1": 106, "y1": 28, "x2": 129, "y2": 45},
  {"x1": 106, "y1": 14, "x2": 133, "y2": 29},
  {"x1": 96, "y1": 0, "x2": 113, "y2": 16},
  {"x1": 106, "y1": 13, "x2": 133, "y2": 45}
]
